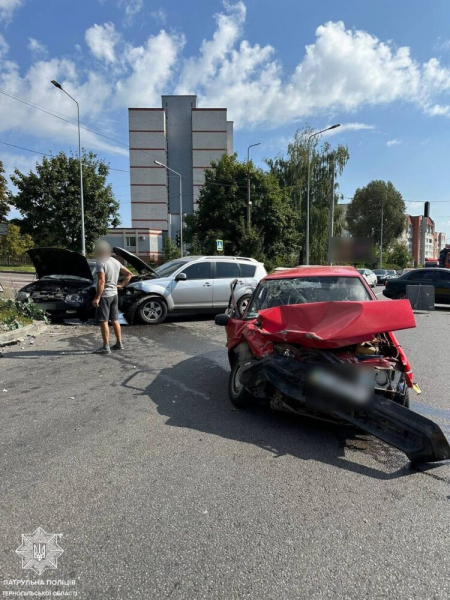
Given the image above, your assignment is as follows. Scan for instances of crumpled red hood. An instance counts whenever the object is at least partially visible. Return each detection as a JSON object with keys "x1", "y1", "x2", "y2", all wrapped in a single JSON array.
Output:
[{"x1": 254, "y1": 300, "x2": 416, "y2": 349}]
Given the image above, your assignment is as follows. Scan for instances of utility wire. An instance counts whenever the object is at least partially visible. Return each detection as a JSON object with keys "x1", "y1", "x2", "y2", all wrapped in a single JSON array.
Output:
[{"x1": 0, "y1": 140, "x2": 129, "y2": 173}]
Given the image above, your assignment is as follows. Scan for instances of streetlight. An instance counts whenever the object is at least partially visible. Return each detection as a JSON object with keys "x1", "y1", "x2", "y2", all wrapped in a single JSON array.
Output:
[
  {"x1": 305, "y1": 124, "x2": 340, "y2": 265},
  {"x1": 379, "y1": 185, "x2": 387, "y2": 269},
  {"x1": 154, "y1": 160, "x2": 183, "y2": 257},
  {"x1": 247, "y1": 143, "x2": 261, "y2": 228},
  {"x1": 51, "y1": 80, "x2": 86, "y2": 256}
]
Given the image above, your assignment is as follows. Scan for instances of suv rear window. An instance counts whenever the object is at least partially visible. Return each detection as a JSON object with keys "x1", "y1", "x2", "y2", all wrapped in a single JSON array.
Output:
[{"x1": 239, "y1": 264, "x2": 256, "y2": 277}]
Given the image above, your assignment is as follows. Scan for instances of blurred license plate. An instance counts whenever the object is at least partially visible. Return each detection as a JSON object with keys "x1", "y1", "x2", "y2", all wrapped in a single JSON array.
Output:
[{"x1": 307, "y1": 366, "x2": 372, "y2": 408}]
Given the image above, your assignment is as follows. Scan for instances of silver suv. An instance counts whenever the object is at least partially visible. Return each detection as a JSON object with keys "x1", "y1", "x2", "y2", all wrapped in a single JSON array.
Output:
[{"x1": 115, "y1": 249, "x2": 267, "y2": 324}]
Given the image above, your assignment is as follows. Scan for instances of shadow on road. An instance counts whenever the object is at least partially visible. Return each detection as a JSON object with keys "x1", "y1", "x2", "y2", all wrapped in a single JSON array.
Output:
[{"x1": 125, "y1": 354, "x2": 419, "y2": 481}]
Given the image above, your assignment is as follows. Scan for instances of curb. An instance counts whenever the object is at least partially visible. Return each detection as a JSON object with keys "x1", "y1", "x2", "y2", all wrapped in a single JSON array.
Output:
[
  {"x1": 0, "y1": 270, "x2": 36, "y2": 275},
  {"x1": 0, "y1": 321, "x2": 47, "y2": 346}
]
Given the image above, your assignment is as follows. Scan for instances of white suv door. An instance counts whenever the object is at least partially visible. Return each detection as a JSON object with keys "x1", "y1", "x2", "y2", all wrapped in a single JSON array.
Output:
[
  {"x1": 170, "y1": 261, "x2": 213, "y2": 309},
  {"x1": 212, "y1": 261, "x2": 243, "y2": 308}
]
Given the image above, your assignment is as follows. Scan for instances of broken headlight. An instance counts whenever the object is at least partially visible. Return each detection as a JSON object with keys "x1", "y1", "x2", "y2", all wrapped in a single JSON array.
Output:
[{"x1": 65, "y1": 293, "x2": 84, "y2": 303}]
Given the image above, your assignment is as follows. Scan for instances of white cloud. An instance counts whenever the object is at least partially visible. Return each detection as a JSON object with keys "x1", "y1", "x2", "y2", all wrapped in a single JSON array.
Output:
[
  {"x1": 175, "y1": 10, "x2": 450, "y2": 128},
  {"x1": 150, "y1": 8, "x2": 167, "y2": 25},
  {"x1": 114, "y1": 30, "x2": 184, "y2": 108},
  {"x1": 386, "y1": 138, "x2": 402, "y2": 146},
  {"x1": 435, "y1": 36, "x2": 450, "y2": 52},
  {"x1": 0, "y1": 0, "x2": 24, "y2": 21},
  {"x1": 85, "y1": 22, "x2": 120, "y2": 63},
  {"x1": 28, "y1": 38, "x2": 48, "y2": 57},
  {"x1": 118, "y1": 0, "x2": 142, "y2": 26},
  {"x1": 0, "y1": 34, "x2": 8, "y2": 58},
  {"x1": 3, "y1": 1, "x2": 450, "y2": 160}
]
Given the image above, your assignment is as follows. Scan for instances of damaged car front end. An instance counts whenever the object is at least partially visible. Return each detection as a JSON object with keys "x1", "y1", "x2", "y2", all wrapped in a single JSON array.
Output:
[
  {"x1": 216, "y1": 267, "x2": 450, "y2": 464},
  {"x1": 17, "y1": 248, "x2": 96, "y2": 320}
]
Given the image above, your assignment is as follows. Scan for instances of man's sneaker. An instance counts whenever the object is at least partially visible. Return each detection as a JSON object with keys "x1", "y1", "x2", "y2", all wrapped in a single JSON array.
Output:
[
  {"x1": 111, "y1": 342, "x2": 124, "y2": 351},
  {"x1": 93, "y1": 346, "x2": 111, "y2": 354}
]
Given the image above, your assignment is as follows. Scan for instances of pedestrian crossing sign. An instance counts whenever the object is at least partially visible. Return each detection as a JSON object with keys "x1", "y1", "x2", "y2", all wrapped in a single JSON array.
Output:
[{"x1": 216, "y1": 239, "x2": 224, "y2": 252}]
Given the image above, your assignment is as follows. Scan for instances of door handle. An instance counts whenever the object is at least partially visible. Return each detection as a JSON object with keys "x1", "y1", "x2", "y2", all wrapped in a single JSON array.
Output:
[{"x1": 203, "y1": 282, "x2": 212, "y2": 287}]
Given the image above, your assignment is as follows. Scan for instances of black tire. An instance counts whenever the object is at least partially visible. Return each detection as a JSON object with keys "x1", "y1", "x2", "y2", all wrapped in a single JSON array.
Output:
[
  {"x1": 395, "y1": 291, "x2": 407, "y2": 300},
  {"x1": 135, "y1": 296, "x2": 168, "y2": 325},
  {"x1": 228, "y1": 360, "x2": 251, "y2": 407},
  {"x1": 237, "y1": 294, "x2": 252, "y2": 317}
]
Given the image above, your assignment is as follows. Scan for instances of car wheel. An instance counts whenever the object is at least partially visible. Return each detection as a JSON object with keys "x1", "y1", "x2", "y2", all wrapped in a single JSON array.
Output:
[
  {"x1": 228, "y1": 361, "x2": 251, "y2": 407},
  {"x1": 395, "y1": 291, "x2": 407, "y2": 300},
  {"x1": 237, "y1": 294, "x2": 252, "y2": 317},
  {"x1": 135, "y1": 296, "x2": 167, "y2": 324}
]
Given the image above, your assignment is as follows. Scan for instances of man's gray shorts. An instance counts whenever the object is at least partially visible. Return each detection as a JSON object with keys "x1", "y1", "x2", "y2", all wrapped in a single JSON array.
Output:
[{"x1": 96, "y1": 295, "x2": 119, "y2": 322}]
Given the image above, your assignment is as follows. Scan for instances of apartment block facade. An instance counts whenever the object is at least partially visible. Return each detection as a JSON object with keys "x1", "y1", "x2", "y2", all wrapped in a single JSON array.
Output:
[{"x1": 103, "y1": 95, "x2": 234, "y2": 262}]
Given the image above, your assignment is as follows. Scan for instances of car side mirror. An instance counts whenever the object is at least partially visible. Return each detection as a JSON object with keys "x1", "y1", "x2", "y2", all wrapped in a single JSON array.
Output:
[
  {"x1": 215, "y1": 313, "x2": 230, "y2": 326},
  {"x1": 175, "y1": 272, "x2": 187, "y2": 281}
]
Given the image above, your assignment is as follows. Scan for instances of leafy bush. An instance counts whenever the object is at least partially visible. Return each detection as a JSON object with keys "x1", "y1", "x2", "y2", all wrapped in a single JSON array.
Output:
[{"x1": 0, "y1": 297, "x2": 48, "y2": 332}]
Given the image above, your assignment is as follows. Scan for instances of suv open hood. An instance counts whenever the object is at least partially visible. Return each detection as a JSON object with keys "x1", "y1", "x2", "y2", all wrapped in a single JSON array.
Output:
[
  {"x1": 113, "y1": 247, "x2": 158, "y2": 276},
  {"x1": 27, "y1": 248, "x2": 94, "y2": 281}
]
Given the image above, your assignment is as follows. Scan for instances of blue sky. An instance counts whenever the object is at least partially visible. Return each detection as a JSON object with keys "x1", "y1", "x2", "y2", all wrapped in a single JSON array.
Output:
[{"x1": 2, "y1": 0, "x2": 450, "y2": 237}]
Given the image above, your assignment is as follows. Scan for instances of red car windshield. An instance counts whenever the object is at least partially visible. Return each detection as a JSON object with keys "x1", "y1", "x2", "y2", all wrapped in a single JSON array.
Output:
[{"x1": 246, "y1": 276, "x2": 371, "y2": 319}]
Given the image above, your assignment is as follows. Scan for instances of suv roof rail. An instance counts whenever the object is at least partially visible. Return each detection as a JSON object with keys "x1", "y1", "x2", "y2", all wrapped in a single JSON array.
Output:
[{"x1": 200, "y1": 256, "x2": 258, "y2": 262}]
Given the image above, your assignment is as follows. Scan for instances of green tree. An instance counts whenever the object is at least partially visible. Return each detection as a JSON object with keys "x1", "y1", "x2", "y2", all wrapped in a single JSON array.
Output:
[
  {"x1": 162, "y1": 237, "x2": 181, "y2": 263},
  {"x1": 346, "y1": 180, "x2": 406, "y2": 249},
  {"x1": 9, "y1": 151, "x2": 120, "y2": 253},
  {"x1": 0, "y1": 224, "x2": 34, "y2": 257},
  {"x1": 385, "y1": 240, "x2": 412, "y2": 269},
  {"x1": 267, "y1": 127, "x2": 349, "y2": 264},
  {"x1": 185, "y1": 153, "x2": 301, "y2": 269},
  {"x1": 0, "y1": 160, "x2": 9, "y2": 222}
]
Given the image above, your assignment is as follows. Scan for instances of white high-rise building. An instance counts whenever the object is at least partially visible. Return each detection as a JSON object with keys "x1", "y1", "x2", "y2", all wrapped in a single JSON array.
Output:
[{"x1": 104, "y1": 95, "x2": 233, "y2": 263}]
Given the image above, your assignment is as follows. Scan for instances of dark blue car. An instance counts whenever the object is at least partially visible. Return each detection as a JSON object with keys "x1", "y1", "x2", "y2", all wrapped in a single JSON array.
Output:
[{"x1": 382, "y1": 268, "x2": 450, "y2": 303}]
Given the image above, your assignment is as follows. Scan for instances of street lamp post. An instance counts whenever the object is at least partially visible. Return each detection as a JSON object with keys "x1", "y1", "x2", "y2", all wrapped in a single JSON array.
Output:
[
  {"x1": 305, "y1": 124, "x2": 340, "y2": 265},
  {"x1": 154, "y1": 161, "x2": 183, "y2": 257},
  {"x1": 51, "y1": 80, "x2": 86, "y2": 256},
  {"x1": 247, "y1": 143, "x2": 261, "y2": 228},
  {"x1": 379, "y1": 186, "x2": 387, "y2": 269}
]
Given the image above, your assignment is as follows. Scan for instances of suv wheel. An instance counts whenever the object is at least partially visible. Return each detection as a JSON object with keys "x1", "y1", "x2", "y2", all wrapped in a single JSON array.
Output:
[
  {"x1": 136, "y1": 297, "x2": 167, "y2": 324},
  {"x1": 237, "y1": 294, "x2": 252, "y2": 317}
]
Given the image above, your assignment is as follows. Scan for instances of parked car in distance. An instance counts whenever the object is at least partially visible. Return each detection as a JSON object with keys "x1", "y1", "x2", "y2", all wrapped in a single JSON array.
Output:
[
  {"x1": 115, "y1": 249, "x2": 267, "y2": 324},
  {"x1": 373, "y1": 269, "x2": 390, "y2": 284},
  {"x1": 357, "y1": 268, "x2": 377, "y2": 287},
  {"x1": 387, "y1": 269, "x2": 398, "y2": 278},
  {"x1": 383, "y1": 267, "x2": 450, "y2": 303}
]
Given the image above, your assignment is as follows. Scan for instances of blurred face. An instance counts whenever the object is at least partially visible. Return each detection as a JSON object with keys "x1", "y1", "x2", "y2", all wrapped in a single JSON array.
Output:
[{"x1": 94, "y1": 242, "x2": 111, "y2": 260}]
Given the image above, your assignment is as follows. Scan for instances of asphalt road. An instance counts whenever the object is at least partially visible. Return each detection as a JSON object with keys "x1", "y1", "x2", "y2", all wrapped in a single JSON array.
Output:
[
  {"x1": 0, "y1": 271, "x2": 35, "y2": 290},
  {"x1": 1, "y1": 310, "x2": 450, "y2": 600}
]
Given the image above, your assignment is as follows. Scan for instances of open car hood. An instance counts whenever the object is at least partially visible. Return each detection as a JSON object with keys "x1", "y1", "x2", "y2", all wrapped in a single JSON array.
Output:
[
  {"x1": 254, "y1": 300, "x2": 416, "y2": 349},
  {"x1": 113, "y1": 247, "x2": 158, "y2": 276},
  {"x1": 27, "y1": 247, "x2": 94, "y2": 281}
]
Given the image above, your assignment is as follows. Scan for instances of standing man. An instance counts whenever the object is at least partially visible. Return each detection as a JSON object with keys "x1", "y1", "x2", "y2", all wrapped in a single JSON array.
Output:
[{"x1": 92, "y1": 241, "x2": 132, "y2": 354}]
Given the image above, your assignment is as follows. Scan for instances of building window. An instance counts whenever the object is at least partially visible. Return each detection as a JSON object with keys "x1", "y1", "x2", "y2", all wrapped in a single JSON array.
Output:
[{"x1": 126, "y1": 236, "x2": 136, "y2": 248}]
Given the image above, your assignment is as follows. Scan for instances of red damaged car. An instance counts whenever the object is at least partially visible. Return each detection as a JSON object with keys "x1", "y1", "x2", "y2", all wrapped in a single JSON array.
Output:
[{"x1": 215, "y1": 266, "x2": 450, "y2": 464}]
